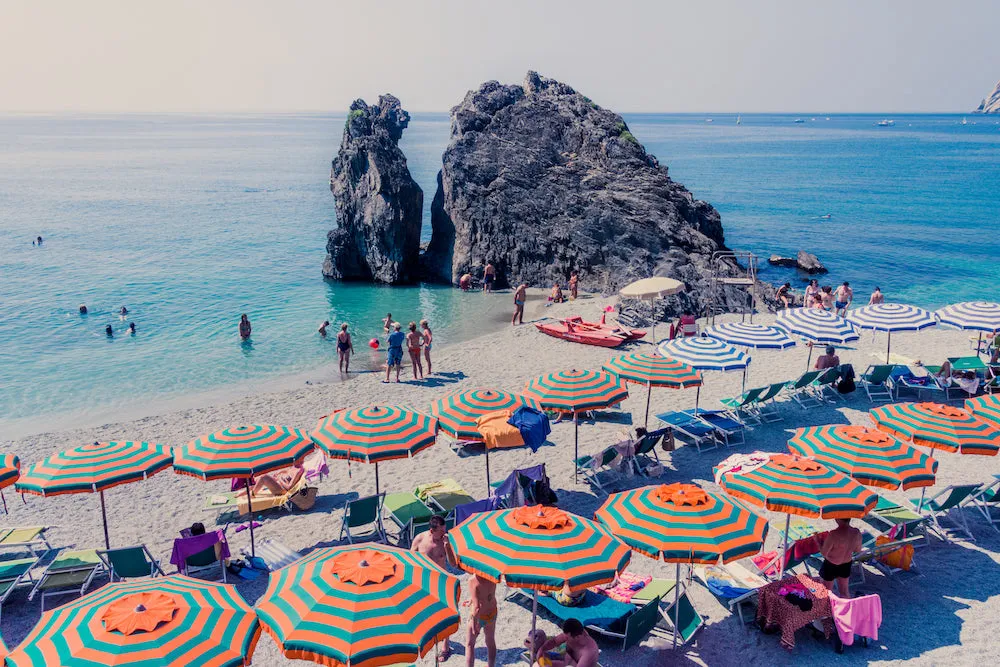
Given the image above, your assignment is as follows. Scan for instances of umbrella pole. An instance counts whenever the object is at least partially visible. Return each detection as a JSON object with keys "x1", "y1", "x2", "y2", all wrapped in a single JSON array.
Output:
[
  {"x1": 672, "y1": 562, "x2": 681, "y2": 649},
  {"x1": 99, "y1": 490, "x2": 110, "y2": 550},
  {"x1": 694, "y1": 386, "x2": 701, "y2": 416},
  {"x1": 805, "y1": 345, "x2": 814, "y2": 371},
  {"x1": 375, "y1": 462, "x2": 381, "y2": 496},
  {"x1": 530, "y1": 590, "x2": 539, "y2": 662},
  {"x1": 779, "y1": 513, "x2": 791, "y2": 578},
  {"x1": 245, "y1": 479, "x2": 256, "y2": 558},
  {"x1": 977, "y1": 332, "x2": 983, "y2": 359},
  {"x1": 1, "y1": 490, "x2": 6, "y2": 515},
  {"x1": 573, "y1": 413, "x2": 579, "y2": 484},
  {"x1": 886, "y1": 331, "x2": 892, "y2": 365},
  {"x1": 741, "y1": 367, "x2": 747, "y2": 394},
  {"x1": 918, "y1": 449, "x2": 936, "y2": 509},
  {"x1": 486, "y1": 447, "x2": 491, "y2": 490},
  {"x1": 644, "y1": 381, "x2": 652, "y2": 430},
  {"x1": 649, "y1": 297, "x2": 656, "y2": 345}
]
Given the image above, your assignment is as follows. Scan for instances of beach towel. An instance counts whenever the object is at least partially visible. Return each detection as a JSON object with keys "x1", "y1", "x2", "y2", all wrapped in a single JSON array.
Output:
[
  {"x1": 169, "y1": 530, "x2": 230, "y2": 571},
  {"x1": 508, "y1": 406, "x2": 551, "y2": 452},
  {"x1": 414, "y1": 479, "x2": 464, "y2": 503},
  {"x1": 700, "y1": 565, "x2": 756, "y2": 599},
  {"x1": 829, "y1": 592, "x2": 882, "y2": 646},
  {"x1": 594, "y1": 572, "x2": 652, "y2": 603},
  {"x1": 714, "y1": 452, "x2": 771, "y2": 484},
  {"x1": 476, "y1": 411, "x2": 524, "y2": 450}
]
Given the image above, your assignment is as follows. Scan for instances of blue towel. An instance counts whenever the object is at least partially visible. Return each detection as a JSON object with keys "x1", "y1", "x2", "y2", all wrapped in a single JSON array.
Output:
[
  {"x1": 536, "y1": 590, "x2": 633, "y2": 630},
  {"x1": 509, "y1": 406, "x2": 551, "y2": 452},
  {"x1": 454, "y1": 497, "x2": 499, "y2": 526}
]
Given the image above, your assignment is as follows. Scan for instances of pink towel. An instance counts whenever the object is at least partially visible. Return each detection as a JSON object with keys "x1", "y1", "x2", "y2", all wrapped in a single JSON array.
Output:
[{"x1": 829, "y1": 592, "x2": 882, "y2": 646}]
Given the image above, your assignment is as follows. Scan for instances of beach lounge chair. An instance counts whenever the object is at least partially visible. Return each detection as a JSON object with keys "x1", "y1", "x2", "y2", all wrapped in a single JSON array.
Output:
[
  {"x1": 852, "y1": 534, "x2": 923, "y2": 582},
  {"x1": 964, "y1": 475, "x2": 1000, "y2": 531},
  {"x1": 0, "y1": 527, "x2": 53, "y2": 558},
  {"x1": 754, "y1": 383, "x2": 788, "y2": 423},
  {"x1": 784, "y1": 370, "x2": 823, "y2": 408},
  {"x1": 909, "y1": 484, "x2": 982, "y2": 542},
  {"x1": 575, "y1": 447, "x2": 622, "y2": 494},
  {"x1": 656, "y1": 411, "x2": 720, "y2": 452},
  {"x1": 28, "y1": 549, "x2": 103, "y2": 610},
  {"x1": 631, "y1": 578, "x2": 704, "y2": 646},
  {"x1": 339, "y1": 493, "x2": 386, "y2": 544},
  {"x1": 383, "y1": 492, "x2": 434, "y2": 547},
  {"x1": 864, "y1": 495, "x2": 930, "y2": 545},
  {"x1": 632, "y1": 430, "x2": 667, "y2": 475},
  {"x1": 491, "y1": 464, "x2": 549, "y2": 507},
  {"x1": 860, "y1": 365, "x2": 896, "y2": 402},
  {"x1": 173, "y1": 531, "x2": 228, "y2": 582},
  {"x1": 98, "y1": 545, "x2": 164, "y2": 581},
  {"x1": 694, "y1": 561, "x2": 767, "y2": 625},
  {"x1": 530, "y1": 590, "x2": 660, "y2": 650},
  {"x1": 416, "y1": 479, "x2": 475, "y2": 522},
  {"x1": 0, "y1": 556, "x2": 39, "y2": 623},
  {"x1": 204, "y1": 477, "x2": 316, "y2": 517},
  {"x1": 719, "y1": 386, "x2": 765, "y2": 424},
  {"x1": 812, "y1": 367, "x2": 843, "y2": 402},
  {"x1": 682, "y1": 410, "x2": 746, "y2": 447}
]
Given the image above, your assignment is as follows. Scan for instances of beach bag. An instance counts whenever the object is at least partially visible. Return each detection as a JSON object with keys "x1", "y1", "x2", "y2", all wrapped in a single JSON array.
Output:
[
  {"x1": 837, "y1": 363, "x2": 856, "y2": 394},
  {"x1": 531, "y1": 476, "x2": 558, "y2": 506},
  {"x1": 875, "y1": 535, "x2": 914, "y2": 571},
  {"x1": 661, "y1": 428, "x2": 676, "y2": 452}
]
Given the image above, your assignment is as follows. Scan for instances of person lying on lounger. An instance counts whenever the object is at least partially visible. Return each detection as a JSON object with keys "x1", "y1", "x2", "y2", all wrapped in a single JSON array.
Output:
[{"x1": 252, "y1": 461, "x2": 305, "y2": 496}]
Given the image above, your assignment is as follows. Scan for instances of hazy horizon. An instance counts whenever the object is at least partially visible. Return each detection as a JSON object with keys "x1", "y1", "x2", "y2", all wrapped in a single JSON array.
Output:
[{"x1": 2, "y1": 0, "x2": 998, "y2": 114}]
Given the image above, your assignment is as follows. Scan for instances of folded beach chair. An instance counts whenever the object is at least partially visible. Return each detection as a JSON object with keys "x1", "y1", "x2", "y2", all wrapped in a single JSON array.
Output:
[
  {"x1": 860, "y1": 365, "x2": 896, "y2": 402},
  {"x1": 682, "y1": 410, "x2": 746, "y2": 447},
  {"x1": 964, "y1": 476, "x2": 1000, "y2": 531},
  {"x1": 575, "y1": 447, "x2": 622, "y2": 494},
  {"x1": 784, "y1": 370, "x2": 824, "y2": 408},
  {"x1": 909, "y1": 484, "x2": 982, "y2": 542},
  {"x1": 656, "y1": 411, "x2": 720, "y2": 452},
  {"x1": 98, "y1": 545, "x2": 164, "y2": 581},
  {"x1": 754, "y1": 383, "x2": 787, "y2": 423},
  {"x1": 383, "y1": 492, "x2": 434, "y2": 547},
  {"x1": 632, "y1": 430, "x2": 667, "y2": 476},
  {"x1": 719, "y1": 386, "x2": 765, "y2": 424},
  {"x1": 694, "y1": 561, "x2": 767, "y2": 625},
  {"x1": 631, "y1": 578, "x2": 705, "y2": 646},
  {"x1": 0, "y1": 555, "x2": 39, "y2": 623},
  {"x1": 0, "y1": 527, "x2": 53, "y2": 558},
  {"x1": 491, "y1": 464, "x2": 549, "y2": 507},
  {"x1": 339, "y1": 493, "x2": 386, "y2": 544},
  {"x1": 240, "y1": 537, "x2": 302, "y2": 571},
  {"x1": 530, "y1": 590, "x2": 660, "y2": 650},
  {"x1": 29, "y1": 549, "x2": 103, "y2": 610}
]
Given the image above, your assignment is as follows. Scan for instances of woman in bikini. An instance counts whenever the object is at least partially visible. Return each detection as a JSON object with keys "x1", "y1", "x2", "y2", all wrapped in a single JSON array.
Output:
[
  {"x1": 420, "y1": 319, "x2": 433, "y2": 375},
  {"x1": 406, "y1": 322, "x2": 424, "y2": 380},
  {"x1": 337, "y1": 323, "x2": 353, "y2": 373}
]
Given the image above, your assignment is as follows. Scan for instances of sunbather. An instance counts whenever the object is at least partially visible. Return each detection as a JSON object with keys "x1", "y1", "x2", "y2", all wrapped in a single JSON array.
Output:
[
  {"x1": 252, "y1": 462, "x2": 304, "y2": 497},
  {"x1": 533, "y1": 619, "x2": 599, "y2": 667},
  {"x1": 819, "y1": 519, "x2": 863, "y2": 598},
  {"x1": 815, "y1": 345, "x2": 840, "y2": 370}
]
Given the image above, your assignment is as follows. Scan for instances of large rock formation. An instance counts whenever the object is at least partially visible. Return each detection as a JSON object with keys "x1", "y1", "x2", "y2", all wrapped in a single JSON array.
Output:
[
  {"x1": 423, "y1": 71, "x2": 750, "y2": 314},
  {"x1": 974, "y1": 79, "x2": 1000, "y2": 114},
  {"x1": 324, "y1": 95, "x2": 423, "y2": 284},
  {"x1": 768, "y1": 250, "x2": 828, "y2": 274}
]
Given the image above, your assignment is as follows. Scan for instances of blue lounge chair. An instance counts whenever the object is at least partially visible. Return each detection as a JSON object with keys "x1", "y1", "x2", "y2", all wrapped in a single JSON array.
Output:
[
  {"x1": 682, "y1": 410, "x2": 746, "y2": 447},
  {"x1": 656, "y1": 411, "x2": 720, "y2": 452},
  {"x1": 860, "y1": 365, "x2": 896, "y2": 402}
]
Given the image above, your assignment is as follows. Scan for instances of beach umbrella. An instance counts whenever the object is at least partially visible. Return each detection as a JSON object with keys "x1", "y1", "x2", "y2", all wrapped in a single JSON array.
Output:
[
  {"x1": 715, "y1": 452, "x2": 877, "y2": 575},
  {"x1": 523, "y1": 370, "x2": 629, "y2": 482},
  {"x1": 847, "y1": 303, "x2": 936, "y2": 363},
  {"x1": 5, "y1": 575, "x2": 260, "y2": 667},
  {"x1": 658, "y1": 336, "x2": 749, "y2": 413},
  {"x1": 311, "y1": 405, "x2": 438, "y2": 494},
  {"x1": 965, "y1": 394, "x2": 1000, "y2": 427},
  {"x1": 0, "y1": 454, "x2": 20, "y2": 514},
  {"x1": 703, "y1": 322, "x2": 795, "y2": 390},
  {"x1": 449, "y1": 505, "x2": 630, "y2": 662},
  {"x1": 174, "y1": 424, "x2": 314, "y2": 556},
  {"x1": 774, "y1": 308, "x2": 859, "y2": 369},
  {"x1": 869, "y1": 402, "x2": 1000, "y2": 456},
  {"x1": 595, "y1": 482, "x2": 767, "y2": 647},
  {"x1": 787, "y1": 425, "x2": 937, "y2": 491},
  {"x1": 619, "y1": 276, "x2": 685, "y2": 342},
  {"x1": 935, "y1": 301, "x2": 1000, "y2": 356},
  {"x1": 602, "y1": 352, "x2": 702, "y2": 428},
  {"x1": 256, "y1": 544, "x2": 460, "y2": 667},
  {"x1": 16, "y1": 442, "x2": 171, "y2": 549}
]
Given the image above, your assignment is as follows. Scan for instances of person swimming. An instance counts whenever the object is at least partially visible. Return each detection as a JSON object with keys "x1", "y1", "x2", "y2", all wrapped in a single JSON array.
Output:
[
  {"x1": 238, "y1": 314, "x2": 252, "y2": 340},
  {"x1": 318, "y1": 320, "x2": 330, "y2": 337},
  {"x1": 79, "y1": 304, "x2": 88, "y2": 315},
  {"x1": 128, "y1": 322, "x2": 136, "y2": 335},
  {"x1": 120, "y1": 306, "x2": 128, "y2": 316},
  {"x1": 105, "y1": 324, "x2": 114, "y2": 337}
]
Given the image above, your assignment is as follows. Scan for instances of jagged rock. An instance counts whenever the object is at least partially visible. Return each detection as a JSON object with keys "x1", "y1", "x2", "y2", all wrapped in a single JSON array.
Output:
[
  {"x1": 796, "y1": 250, "x2": 827, "y2": 274},
  {"x1": 324, "y1": 95, "x2": 423, "y2": 284},
  {"x1": 768, "y1": 254, "x2": 798, "y2": 268},
  {"x1": 422, "y1": 71, "x2": 752, "y2": 316},
  {"x1": 974, "y1": 80, "x2": 1000, "y2": 114}
]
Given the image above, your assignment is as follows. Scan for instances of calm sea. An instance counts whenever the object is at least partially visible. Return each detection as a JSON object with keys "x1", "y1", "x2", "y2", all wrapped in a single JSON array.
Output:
[{"x1": 1, "y1": 112, "x2": 998, "y2": 430}]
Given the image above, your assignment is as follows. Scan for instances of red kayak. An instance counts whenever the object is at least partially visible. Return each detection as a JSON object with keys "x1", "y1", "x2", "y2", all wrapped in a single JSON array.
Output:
[{"x1": 534, "y1": 316, "x2": 646, "y2": 348}]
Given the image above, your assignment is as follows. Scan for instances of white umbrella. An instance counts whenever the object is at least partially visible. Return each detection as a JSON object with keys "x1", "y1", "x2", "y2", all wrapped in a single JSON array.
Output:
[
  {"x1": 774, "y1": 308, "x2": 860, "y2": 369},
  {"x1": 659, "y1": 337, "x2": 749, "y2": 412},
  {"x1": 935, "y1": 301, "x2": 1000, "y2": 357},
  {"x1": 847, "y1": 303, "x2": 936, "y2": 363},
  {"x1": 619, "y1": 277, "x2": 685, "y2": 343},
  {"x1": 704, "y1": 322, "x2": 796, "y2": 389}
]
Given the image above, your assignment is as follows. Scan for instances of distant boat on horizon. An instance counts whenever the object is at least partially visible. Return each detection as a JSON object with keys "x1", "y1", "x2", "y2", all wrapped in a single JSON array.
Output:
[
  {"x1": 877, "y1": 119, "x2": 895, "y2": 127},
  {"x1": 961, "y1": 117, "x2": 968, "y2": 125},
  {"x1": 705, "y1": 118, "x2": 714, "y2": 123},
  {"x1": 736, "y1": 114, "x2": 742, "y2": 125},
  {"x1": 793, "y1": 118, "x2": 805, "y2": 124}
]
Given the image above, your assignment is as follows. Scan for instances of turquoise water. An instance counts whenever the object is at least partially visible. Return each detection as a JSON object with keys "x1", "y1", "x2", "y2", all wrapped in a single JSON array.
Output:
[{"x1": 1, "y1": 112, "x2": 998, "y2": 427}]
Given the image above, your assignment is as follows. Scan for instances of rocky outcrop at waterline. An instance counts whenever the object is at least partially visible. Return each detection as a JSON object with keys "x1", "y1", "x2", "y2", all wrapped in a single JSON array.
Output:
[
  {"x1": 323, "y1": 95, "x2": 423, "y2": 284},
  {"x1": 768, "y1": 250, "x2": 828, "y2": 274},
  {"x1": 974, "y1": 79, "x2": 1000, "y2": 114},
  {"x1": 421, "y1": 71, "x2": 753, "y2": 315}
]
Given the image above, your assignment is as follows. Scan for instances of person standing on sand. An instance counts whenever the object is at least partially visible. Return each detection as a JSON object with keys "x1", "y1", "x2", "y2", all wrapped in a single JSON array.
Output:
[
  {"x1": 820, "y1": 286, "x2": 834, "y2": 311},
  {"x1": 239, "y1": 314, "x2": 252, "y2": 340},
  {"x1": 411, "y1": 516, "x2": 456, "y2": 660},
  {"x1": 819, "y1": 518, "x2": 863, "y2": 597},
  {"x1": 420, "y1": 319, "x2": 433, "y2": 374},
  {"x1": 483, "y1": 262, "x2": 496, "y2": 293},
  {"x1": 384, "y1": 322, "x2": 405, "y2": 383},
  {"x1": 868, "y1": 286, "x2": 884, "y2": 305},
  {"x1": 834, "y1": 281, "x2": 853, "y2": 316},
  {"x1": 318, "y1": 321, "x2": 330, "y2": 337},
  {"x1": 337, "y1": 324, "x2": 353, "y2": 373},
  {"x1": 512, "y1": 284, "x2": 527, "y2": 325},
  {"x1": 406, "y1": 322, "x2": 424, "y2": 380},
  {"x1": 804, "y1": 279, "x2": 820, "y2": 308},
  {"x1": 383, "y1": 312, "x2": 393, "y2": 334},
  {"x1": 568, "y1": 271, "x2": 579, "y2": 300},
  {"x1": 466, "y1": 574, "x2": 497, "y2": 667},
  {"x1": 776, "y1": 282, "x2": 793, "y2": 308}
]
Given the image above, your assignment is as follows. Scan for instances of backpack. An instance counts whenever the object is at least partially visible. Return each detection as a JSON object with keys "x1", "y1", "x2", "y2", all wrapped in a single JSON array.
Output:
[{"x1": 837, "y1": 363, "x2": 856, "y2": 393}]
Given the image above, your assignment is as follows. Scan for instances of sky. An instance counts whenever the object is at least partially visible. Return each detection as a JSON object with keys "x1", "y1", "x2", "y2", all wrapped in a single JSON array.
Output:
[{"x1": 1, "y1": 0, "x2": 998, "y2": 113}]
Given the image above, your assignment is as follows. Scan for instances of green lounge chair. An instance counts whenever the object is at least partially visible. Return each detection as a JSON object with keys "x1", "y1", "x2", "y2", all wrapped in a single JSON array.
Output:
[
  {"x1": 965, "y1": 475, "x2": 1000, "y2": 531},
  {"x1": 29, "y1": 548, "x2": 103, "y2": 610},
  {"x1": 593, "y1": 594, "x2": 662, "y2": 650},
  {"x1": 530, "y1": 589, "x2": 659, "y2": 650},
  {"x1": 860, "y1": 364, "x2": 896, "y2": 402},
  {"x1": 383, "y1": 492, "x2": 434, "y2": 547},
  {"x1": 784, "y1": 370, "x2": 823, "y2": 408},
  {"x1": 813, "y1": 367, "x2": 843, "y2": 402},
  {"x1": 0, "y1": 526, "x2": 53, "y2": 558},
  {"x1": 720, "y1": 386, "x2": 765, "y2": 424},
  {"x1": 98, "y1": 545, "x2": 164, "y2": 581},
  {"x1": 631, "y1": 577, "x2": 704, "y2": 646},
  {"x1": 0, "y1": 556, "x2": 39, "y2": 622},
  {"x1": 909, "y1": 484, "x2": 982, "y2": 542},
  {"x1": 181, "y1": 543, "x2": 227, "y2": 583},
  {"x1": 694, "y1": 562, "x2": 767, "y2": 625},
  {"x1": 339, "y1": 493, "x2": 386, "y2": 544},
  {"x1": 864, "y1": 495, "x2": 929, "y2": 546},
  {"x1": 631, "y1": 430, "x2": 665, "y2": 476},
  {"x1": 575, "y1": 447, "x2": 622, "y2": 494},
  {"x1": 754, "y1": 383, "x2": 787, "y2": 423}
]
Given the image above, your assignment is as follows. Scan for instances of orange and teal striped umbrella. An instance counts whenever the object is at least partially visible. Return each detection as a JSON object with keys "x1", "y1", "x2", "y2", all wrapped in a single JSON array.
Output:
[
  {"x1": 5, "y1": 575, "x2": 260, "y2": 667},
  {"x1": 595, "y1": 483, "x2": 767, "y2": 563},
  {"x1": 965, "y1": 394, "x2": 1000, "y2": 428},
  {"x1": 715, "y1": 453, "x2": 877, "y2": 519},
  {"x1": 788, "y1": 425, "x2": 938, "y2": 491},
  {"x1": 173, "y1": 424, "x2": 314, "y2": 480},
  {"x1": 602, "y1": 353, "x2": 701, "y2": 427},
  {"x1": 0, "y1": 454, "x2": 20, "y2": 490},
  {"x1": 448, "y1": 505, "x2": 630, "y2": 592},
  {"x1": 256, "y1": 545, "x2": 460, "y2": 667},
  {"x1": 523, "y1": 369, "x2": 629, "y2": 414},
  {"x1": 16, "y1": 442, "x2": 172, "y2": 549},
  {"x1": 430, "y1": 388, "x2": 540, "y2": 441},
  {"x1": 870, "y1": 402, "x2": 1000, "y2": 456}
]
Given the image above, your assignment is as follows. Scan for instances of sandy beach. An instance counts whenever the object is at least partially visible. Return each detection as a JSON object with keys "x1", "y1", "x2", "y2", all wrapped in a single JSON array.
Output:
[{"x1": 2, "y1": 293, "x2": 998, "y2": 666}]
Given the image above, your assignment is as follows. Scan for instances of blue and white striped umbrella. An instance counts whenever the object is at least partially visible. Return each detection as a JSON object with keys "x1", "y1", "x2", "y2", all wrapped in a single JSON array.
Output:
[
  {"x1": 774, "y1": 308, "x2": 860, "y2": 344},
  {"x1": 847, "y1": 303, "x2": 937, "y2": 332},
  {"x1": 704, "y1": 322, "x2": 796, "y2": 350},
  {"x1": 935, "y1": 301, "x2": 1000, "y2": 332},
  {"x1": 658, "y1": 336, "x2": 750, "y2": 372}
]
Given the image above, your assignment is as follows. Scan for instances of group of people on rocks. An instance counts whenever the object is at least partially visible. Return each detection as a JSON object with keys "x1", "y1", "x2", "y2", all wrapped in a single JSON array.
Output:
[{"x1": 776, "y1": 280, "x2": 884, "y2": 315}]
